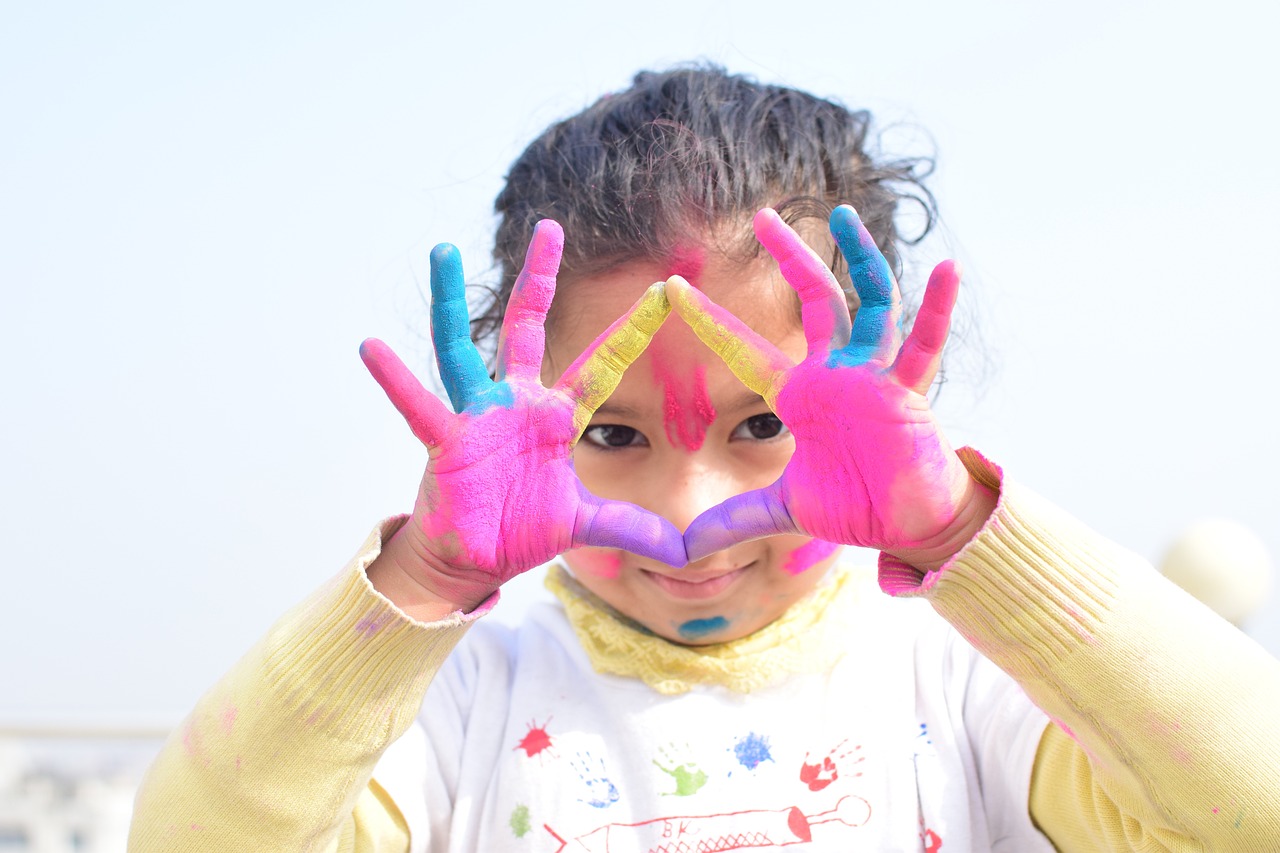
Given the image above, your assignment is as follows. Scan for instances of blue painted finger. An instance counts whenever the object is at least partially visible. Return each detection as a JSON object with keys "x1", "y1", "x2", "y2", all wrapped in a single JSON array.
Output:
[
  {"x1": 829, "y1": 205, "x2": 901, "y2": 366},
  {"x1": 430, "y1": 243, "x2": 492, "y2": 412}
]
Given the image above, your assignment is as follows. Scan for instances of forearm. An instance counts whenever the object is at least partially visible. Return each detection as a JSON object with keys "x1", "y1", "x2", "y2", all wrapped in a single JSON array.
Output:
[
  {"x1": 885, "y1": 449, "x2": 1280, "y2": 850},
  {"x1": 129, "y1": 518, "x2": 486, "y2": 852}
]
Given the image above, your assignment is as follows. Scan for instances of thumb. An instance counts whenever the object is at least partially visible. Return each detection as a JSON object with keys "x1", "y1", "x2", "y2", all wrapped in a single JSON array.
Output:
[
  {"x1": 683, "y1": 480, "x2": 799, "y2": 562},
  {"x1": 573, "y1": 484, "x2": 688, "y2": 567}
]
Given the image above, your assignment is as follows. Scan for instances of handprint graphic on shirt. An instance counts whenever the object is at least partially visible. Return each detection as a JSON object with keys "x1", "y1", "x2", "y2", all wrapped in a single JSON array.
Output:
[
  {"x1": 653, "y1": 743, "x2": 708, "y2": 797},
  {"x1": 799, "y1": 740, "x2": 863, "y2": 792}
]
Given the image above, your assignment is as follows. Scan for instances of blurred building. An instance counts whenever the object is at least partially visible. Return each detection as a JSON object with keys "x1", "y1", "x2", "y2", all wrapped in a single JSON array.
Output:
[{"x1": 0, "y1": 729, "x2": 165, "y2": 852}]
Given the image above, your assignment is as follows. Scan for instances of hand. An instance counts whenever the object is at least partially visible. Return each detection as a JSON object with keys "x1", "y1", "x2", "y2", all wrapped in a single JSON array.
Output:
[
  {"x1": 667, "y1": 206, "x2": 994, "y2": 571},
  {"x1": 361, "y1": 220, "x2": 686, "y2": 614}
]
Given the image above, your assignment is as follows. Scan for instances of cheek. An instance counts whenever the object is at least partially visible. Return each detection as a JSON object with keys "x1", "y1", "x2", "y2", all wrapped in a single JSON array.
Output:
[
  {"x1": 565, "y1": 548, "x2": 623, "y2": 580},
  {"x1": 782, "y1": 539, "x2": 842, "y2": 576}
]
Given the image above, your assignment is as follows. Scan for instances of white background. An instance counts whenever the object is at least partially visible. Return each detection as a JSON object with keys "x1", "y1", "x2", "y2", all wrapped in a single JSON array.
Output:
[{"x1": 2, "y1": 0, "x2": 1277, "y2": 728}]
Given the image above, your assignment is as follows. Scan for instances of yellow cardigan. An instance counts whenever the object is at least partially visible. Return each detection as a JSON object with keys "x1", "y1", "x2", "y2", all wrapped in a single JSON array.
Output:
[{"x1": 129, "y1": 454, "x2": 1280, "y2": 851}]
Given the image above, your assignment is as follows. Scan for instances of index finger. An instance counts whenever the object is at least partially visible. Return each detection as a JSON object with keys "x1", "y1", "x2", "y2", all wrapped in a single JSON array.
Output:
[
  {"x1": 557, "y1": 282, "x2": 670, "y2": 436},
  {"x1": 753, "y1": 207, "x2": 852, "y2": 359}
]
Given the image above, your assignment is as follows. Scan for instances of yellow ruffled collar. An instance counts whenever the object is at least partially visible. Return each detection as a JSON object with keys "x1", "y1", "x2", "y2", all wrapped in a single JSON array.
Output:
[{"x1": 544, "y1": 560, "x2": 865, "y2": 695}]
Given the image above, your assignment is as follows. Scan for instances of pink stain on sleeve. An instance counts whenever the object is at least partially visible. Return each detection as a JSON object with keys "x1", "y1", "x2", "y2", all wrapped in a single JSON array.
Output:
[
  {"x1": 220, "y1": 703, "x2": 238, "y2": 735},
  {"x1": 783, "y1": 538, "x2": 841, "y2": 576},
  {"x1": 651, "y1": 350, "x2": 717, "y2": 451}
]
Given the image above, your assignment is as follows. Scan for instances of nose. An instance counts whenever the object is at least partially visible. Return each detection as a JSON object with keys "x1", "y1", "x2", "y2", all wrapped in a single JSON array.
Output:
[{"x1": 647, "y1": 455, "x2": 750, "y2": 536}]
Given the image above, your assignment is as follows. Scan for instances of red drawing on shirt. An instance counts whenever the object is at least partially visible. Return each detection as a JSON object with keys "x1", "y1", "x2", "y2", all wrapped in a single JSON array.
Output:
[
  {"x1": 921, "y1": 827, "x2": 943, "y2": 852},
  {"x1": 515, "y1": 717, "x2": 555, "y2": 758},
  {"x1": 544, "y1": 794, "x2": 871, "y2": 852},
  {"x1": 798, "y1": 740, "x2": 861, "y2": 791}
]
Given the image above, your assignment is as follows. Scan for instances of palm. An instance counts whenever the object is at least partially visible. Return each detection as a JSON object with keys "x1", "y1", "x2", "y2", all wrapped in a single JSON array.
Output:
[{"x1": 773, "y1": 355, "x2": 957, "y2": 550}]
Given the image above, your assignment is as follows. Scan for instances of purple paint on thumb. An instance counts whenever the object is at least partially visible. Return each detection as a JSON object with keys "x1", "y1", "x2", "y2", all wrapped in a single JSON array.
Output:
[
  {"x1": 683, "y1": 483, "x2": 799, "y2": 562},
  {"x1": 574, "y1": 485, "x2": 688, "y2": 567}
]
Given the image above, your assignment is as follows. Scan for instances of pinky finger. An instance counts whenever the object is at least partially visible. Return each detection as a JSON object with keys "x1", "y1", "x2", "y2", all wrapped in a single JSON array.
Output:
[
  {"x1": 892, "y1": 260, "x2": 961, "y2": 394},
  {"x1": 359, "y1": 338, "x2": 452, "y2": 448}
]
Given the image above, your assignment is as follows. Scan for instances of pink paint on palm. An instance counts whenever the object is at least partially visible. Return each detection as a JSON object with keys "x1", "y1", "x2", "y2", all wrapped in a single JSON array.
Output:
[
  {"x1": 414, "y1": 397, "x2": 582, "y2": 581},
  {"x1": 783, "y1": 538, "x2": 841, "y2": 576},
  {"x1": 650, "y1": 347, "x2": 717, "y2": 451}
]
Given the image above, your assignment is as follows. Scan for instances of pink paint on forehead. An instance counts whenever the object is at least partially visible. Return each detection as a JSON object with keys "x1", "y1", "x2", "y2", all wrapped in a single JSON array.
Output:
[
  {"x1": 650, "y1": 349, "x2": 717, "y2": 451},
  {"x1": 666, "y1": 246, "x2": 706, "y2": 286},
  {"x1": 783, "y1": 538, "x2": 841, "y2": 576}
]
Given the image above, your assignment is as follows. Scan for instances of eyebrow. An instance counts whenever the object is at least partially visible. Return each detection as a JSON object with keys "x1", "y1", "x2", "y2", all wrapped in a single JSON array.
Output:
[{"x1": 592, "y1": 389, "x2": 770, "y2": 420}]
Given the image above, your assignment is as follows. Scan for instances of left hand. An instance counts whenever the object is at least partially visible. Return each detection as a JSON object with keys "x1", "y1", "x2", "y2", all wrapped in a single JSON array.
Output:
[{"x1": 667, "y1": 205, "x2": 994, "y2": 571}]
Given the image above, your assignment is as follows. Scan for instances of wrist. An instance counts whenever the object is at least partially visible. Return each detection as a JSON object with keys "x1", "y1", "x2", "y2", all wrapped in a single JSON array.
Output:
[
  {"x1": 367, "y1": 517, "x2": 499, "y2": 621},
  {"x1": 885, "y1": 476, "x2": 998, "y2": 574}
]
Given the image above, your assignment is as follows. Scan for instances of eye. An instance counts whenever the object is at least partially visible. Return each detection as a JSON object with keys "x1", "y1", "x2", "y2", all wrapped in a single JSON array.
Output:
[
  {"x1": 581, "y1": 424, "x2": 649, "y2": 450},
  {"x1": 731, "y1": 413, "x2": 790, "y2": 441}
]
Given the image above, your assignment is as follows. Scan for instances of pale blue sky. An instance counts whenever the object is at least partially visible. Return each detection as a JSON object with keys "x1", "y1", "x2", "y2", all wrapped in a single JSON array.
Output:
[{"x1": 2, "y1": 0, "x2": 1277, "y2": 727}]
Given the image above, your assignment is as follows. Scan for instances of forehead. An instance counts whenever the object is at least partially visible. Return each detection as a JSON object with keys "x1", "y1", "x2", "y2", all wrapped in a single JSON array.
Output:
[{"x1": 545, "y1": 253, "x2": 803, "y2": 375}]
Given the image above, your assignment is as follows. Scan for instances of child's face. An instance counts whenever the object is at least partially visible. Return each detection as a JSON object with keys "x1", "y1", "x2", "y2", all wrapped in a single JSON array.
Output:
[{"x1": 542, "y1": 252, "x2": 842, "y2": 645}]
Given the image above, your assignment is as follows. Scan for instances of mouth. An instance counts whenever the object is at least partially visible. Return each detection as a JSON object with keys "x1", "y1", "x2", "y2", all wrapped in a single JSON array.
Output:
[{"x1": 642, "y1": 565, "x2": 749, "y2": 600}]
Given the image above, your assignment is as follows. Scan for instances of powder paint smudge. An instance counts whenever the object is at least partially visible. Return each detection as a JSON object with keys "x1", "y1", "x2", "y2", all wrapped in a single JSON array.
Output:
[
  {"x1": 220, "y1": 704, "x2": 238, "y2": 735},
  {"x1": 733, "y1": 732, "x2": 774, "y2": 770},
  {"x1": 678, "y1": 615, "x2": 729, "y2": 640},
  {"x1": 515, "y1": 718, "x2": 554, "y2": 758},
  {"x1": 650, "y1": 351, "x2": 717, "y2": 451},
  {"x1": 573, "y1": 549, "x2": 622, "y2": 579},
  {"x1": 783, "y1": 539, "x2": 841, "y2": 576},
  {"x1": 509, "y1": 804, "x2": 532, "y2": 837},
  {"x1": 666, "y1": 246, "x2": 706, "y2": 286}
]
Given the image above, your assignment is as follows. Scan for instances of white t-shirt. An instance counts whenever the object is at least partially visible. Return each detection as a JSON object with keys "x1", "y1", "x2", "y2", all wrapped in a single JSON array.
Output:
[{"x1": 374, "y1": 563, "x2": 1055, "y2": 853}]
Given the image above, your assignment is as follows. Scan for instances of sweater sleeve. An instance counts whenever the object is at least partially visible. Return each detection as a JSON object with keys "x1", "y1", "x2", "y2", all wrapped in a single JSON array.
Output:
[
  {"x1": 128, "y1": 518, "x2": 493, "y2": 853},
  {"x1": 880, "y1": 449, "x2": 1280, "y2": 852}
]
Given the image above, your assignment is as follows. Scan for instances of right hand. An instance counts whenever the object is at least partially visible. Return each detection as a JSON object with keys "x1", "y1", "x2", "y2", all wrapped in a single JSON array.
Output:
[{"x1": 361, "y1": 220, "x2": 687, "y2": 615}]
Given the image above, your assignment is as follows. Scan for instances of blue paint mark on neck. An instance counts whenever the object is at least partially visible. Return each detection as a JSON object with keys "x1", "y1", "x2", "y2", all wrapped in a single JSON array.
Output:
[{"x1": 677, "y1": 616, "x2": 729, "y2": 641}]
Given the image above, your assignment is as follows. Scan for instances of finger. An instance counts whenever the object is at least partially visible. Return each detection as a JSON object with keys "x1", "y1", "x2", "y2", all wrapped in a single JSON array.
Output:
[
  {"x1": 893, "y1": 260, "x2": 961, "y2": 394},
  {"x1": 666, "y1": 276, "x2": 792, "y2": 407},
  {"x1": 430, "y1": 243, "x2": 492, "y2": 412},
  {"x1": 496, "y1": 219, "x2": 564, "y2": 381},
  {"x1": 557, "y1": 282, "x2": 670, "y2": 436},
  {"x1": 753, "y1": 207, "x2": 852, "y2": 358},
  {"x1": 682, "y1": 480, "x2": 799, "y2": 562},
  {"x1": 574, "y1": 485, "x2": 688, "y2": 567},
  {"x1": 359, "y1": 338, "x2": 452, "y2": 448},
  {"x1": 829, "y1": 205, "x2": 902, "y2": 366}
]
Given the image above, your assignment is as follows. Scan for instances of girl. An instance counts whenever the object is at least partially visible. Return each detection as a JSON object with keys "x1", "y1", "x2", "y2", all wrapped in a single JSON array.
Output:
[{"x1": 129, "y1": 67, "x2": 1280, "y2": 851}]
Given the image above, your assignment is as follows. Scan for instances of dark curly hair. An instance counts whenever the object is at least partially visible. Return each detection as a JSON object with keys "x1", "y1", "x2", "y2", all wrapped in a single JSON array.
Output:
[{"x1": 471, "y1": 64, "x2": 937, "y2": 353}]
